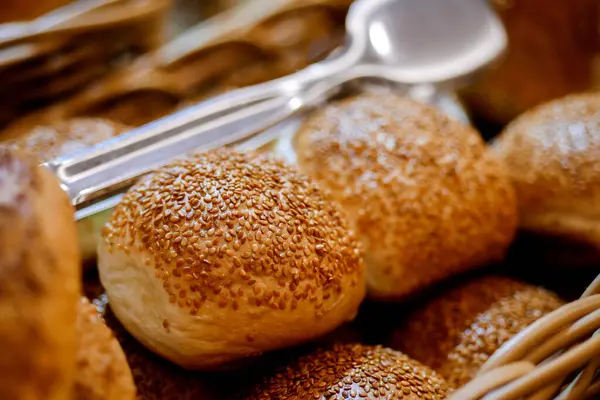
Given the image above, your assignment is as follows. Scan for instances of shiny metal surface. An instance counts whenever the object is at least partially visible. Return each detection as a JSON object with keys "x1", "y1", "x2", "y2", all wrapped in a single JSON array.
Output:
[
  {"x1": 45, "y1": 0, "x2": 507, "y2": 214},
  {"x1": 0, "y1": 0, "x2": 119, "y2": 48}
]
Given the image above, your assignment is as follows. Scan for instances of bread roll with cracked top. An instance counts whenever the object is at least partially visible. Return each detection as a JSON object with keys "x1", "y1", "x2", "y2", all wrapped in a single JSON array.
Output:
[
  {"x1": 292, "y1": 93, "x2": 518, "y2": 299},
  {"x1": 74, "y1": 297, "x2": 136, "y2": 400},
  {"x1": 1, "y1": 117, "x2": 131, "y2": 261},
  {"x1": 390, "y1": 276, "x2": 564, "y2": 388},
  {"x1": 98, "y1": 149, "x2": 366, "y2": 369},
  {"x1": 241, "y1": 343, "x2": 449, "y2": 399},
  {"x1": 492, "y1": 92, "x2": 600, "y2": 262},
  {"x1": 0, "y1": 148, "x2": 80, "y2": 400}
]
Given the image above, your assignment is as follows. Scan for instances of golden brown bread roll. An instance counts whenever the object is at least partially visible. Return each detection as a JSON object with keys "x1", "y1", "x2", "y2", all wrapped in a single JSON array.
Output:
[
  {"x1": 0, "y1": 117, "x2": 130, "y2": 161},
  {"x1": 98, "y1": 149, "x2": 366, "y2": 370},
  {"x1": 390, "y1": 276, "x2": 564, "y2": 388},
  {"x1": 293, "y1": 93, "x2": 518, "y2": 299},
  {"x1": 1, "y1": 117, "x2": 131, "y2": 261},
  {"x1": 0, "y1": 148, "x2": 80, "y2": 400},
  {"x1": 463, "y1": 0, "x2": 599, "y2": 123},
  {"x1": 241, "y1": 343, "x2": 449, "y2": 399},
  {"x1": 74, "y1": 297, "x2": 136, "y2": 400},
  {"x1": 492, "y1": 92, "x2": 600, "y2": 257}
]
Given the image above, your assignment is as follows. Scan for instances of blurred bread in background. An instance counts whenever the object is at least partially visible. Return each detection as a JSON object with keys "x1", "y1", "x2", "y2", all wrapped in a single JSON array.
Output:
[
  {"x1": 0, "y1": 117, "x2": 131, "y2": 261},
  {"x1": 74, "y1": 297, "x2": 136, "y2": 400},
  {"x1": 492, "y1": 92, "x2": 600, "y2": 266},
  {"x1": 463, "y1": 0, "x2": 600, "y2": 124},
  {"x1": 0, "y1": 148, "x2": 80, "y2": 400}
]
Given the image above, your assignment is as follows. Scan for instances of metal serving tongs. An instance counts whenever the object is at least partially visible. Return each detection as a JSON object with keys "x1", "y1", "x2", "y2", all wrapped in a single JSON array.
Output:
[
  {"x1": 0, "y1": 0, "x2": 118, "y2": 48},
  {"x1": 45, "y1": 0, "x2": 507, "y2": 219}
]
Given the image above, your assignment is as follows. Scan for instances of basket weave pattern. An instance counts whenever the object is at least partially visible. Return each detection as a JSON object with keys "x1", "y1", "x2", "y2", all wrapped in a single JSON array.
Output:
[
  {"x1": 0, "y1": 0, "x2": 351, "y2": 135},
  {"x1": 0, "y1": 0, "x2": 169, "y2": 127},
  {"x1": 451, "y1": 274, "x2": 600, "y2": 400}
]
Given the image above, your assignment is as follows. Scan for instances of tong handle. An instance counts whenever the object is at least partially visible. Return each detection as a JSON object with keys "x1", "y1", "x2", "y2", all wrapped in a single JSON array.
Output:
[
  {"x1": 0, "y1": 0, "x2": 117, "y2": 49},
  {"x1": 46, "y1": 79, "x2": 310, "y2": 206},
  {"x1": 45, "y1": 50, "x2": 354, "y2": 208}
]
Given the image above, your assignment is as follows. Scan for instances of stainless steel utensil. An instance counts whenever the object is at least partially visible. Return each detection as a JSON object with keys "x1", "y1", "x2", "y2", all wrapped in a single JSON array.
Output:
[
  {"x1": 0, "y1": 0, "x2": 117, "y2": 49},
  {"x1": 45, "y1": 0, "x2": 507, "y2": 215}
]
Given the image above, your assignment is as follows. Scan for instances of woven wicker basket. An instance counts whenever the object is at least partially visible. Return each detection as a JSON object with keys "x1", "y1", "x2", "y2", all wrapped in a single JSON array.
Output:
[
  {"x1": 0, "y1": 0, "x2": 170, "y2": 127},
  {"x1": 448, "y1": 273, "x2": 600, "y2": 399},
  {"x1": 0, "y1": 0, "x2": 353, "y2": 137}
]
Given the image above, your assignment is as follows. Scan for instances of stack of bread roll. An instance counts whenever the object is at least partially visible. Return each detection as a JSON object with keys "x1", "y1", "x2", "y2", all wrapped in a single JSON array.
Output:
[{"x1": 2, "y1": 88, "x2": 598, "y2": 399}]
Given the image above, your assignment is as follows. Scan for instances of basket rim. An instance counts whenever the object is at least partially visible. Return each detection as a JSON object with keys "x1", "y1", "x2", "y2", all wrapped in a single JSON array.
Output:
[{"x1": 450, "y1": 274, "x2": 600, "y2": 400}]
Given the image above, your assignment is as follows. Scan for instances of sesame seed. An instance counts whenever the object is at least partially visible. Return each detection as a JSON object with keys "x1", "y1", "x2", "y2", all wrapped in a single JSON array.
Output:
[
  {"x1": 102, "y1": 149, "x2": 365, "y2": 315},
  {"x1": 242, "y1": 344, "x2": 448, "y2": 399}
]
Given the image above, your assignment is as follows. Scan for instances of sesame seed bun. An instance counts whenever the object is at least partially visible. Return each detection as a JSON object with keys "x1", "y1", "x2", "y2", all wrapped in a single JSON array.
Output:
[
  {"x1": 241, "y1": 343, "x2": 449, "y2": 399},
  {"x1": 1, "y1": 117, "x2": 131, "y2": 261},
  {"x1": 1, "y1": 118, "x2": 130, "y2": 160},
  {"x1": 0, "y1": 148, "x2": 80, "y2": 399},
  {"x1": 98, "y1": 149, "x2": 366, "y2": 370},
  {"x1": 390, "y1": 276, "x2": 564, "y2": 388},
  {"x1": 293, "y1": 93, "x2": 518, "y2": 299},
  {"x1": 492, "y1": 92, "x2": 600, "y2": 262},
  {"x1": 73, "y1": 297, "x2": 136, "y2": 400}
]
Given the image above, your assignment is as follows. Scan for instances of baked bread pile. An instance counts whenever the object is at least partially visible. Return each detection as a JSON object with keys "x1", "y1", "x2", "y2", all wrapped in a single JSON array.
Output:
[{"x1": 1, "y1": 90, "x2": 598, "y2": 399}]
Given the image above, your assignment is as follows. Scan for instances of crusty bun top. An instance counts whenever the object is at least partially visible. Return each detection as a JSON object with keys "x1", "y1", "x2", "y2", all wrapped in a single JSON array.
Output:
[
  {"x1": 99, "y1": 149, "x2": 365, "y2": 369},
  {"x1": 391, "y1": 276, "x2": 564, "y2": 388},
  {"x1": 243, "y1": 344, "x2": 449, "y2": 400},
  {"x1": 0, "y1": 148, "x2": 80, "y2": 400},
  {"x1": 294, "y1": 93, "x2": 517, "y2": 299},
  {"x1": 492, "y1": 92, "x2": 600, "y2": 234},
  {"x1": 1, "y1": 118, "x2": 130, "y2": 162},
  {"x1": 104, "y1": 149, "x2": 363, "y2": 317}
]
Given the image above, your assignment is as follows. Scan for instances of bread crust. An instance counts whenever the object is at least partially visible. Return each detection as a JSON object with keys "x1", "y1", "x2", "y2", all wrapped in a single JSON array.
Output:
[
  {"x1": 242, "y1": 344, "x2": 449, "y2": 400},
  {"x1": 1, "y1": 117, "x2": 130, "y2": 162},
  {"x1": 0, "y1": 149, "x2": 80, "y2": 400},
  {"x1": 294, "y1": 93, "x2": 517, "y2": 299},
  {"x1": 73, "y1": 297, "x2": 136, "y2": 400},
  {"x1": 492, "y1": 92, "x2": 600, "y2": 249},
  {"x1": 98, "y1": 149, "x2": 366, "y2": 369},
  {"x1": 1, "y1": 117, "x2": 130, "y2": 261},
  {"x1": 391, "y1": 276, "x2": 564, "y2": 388}
]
